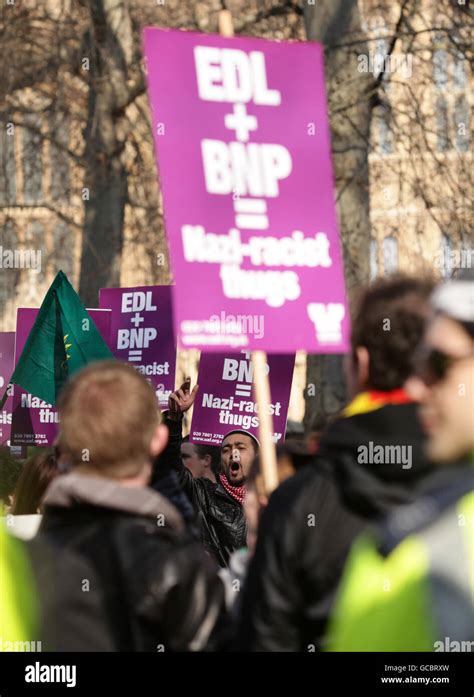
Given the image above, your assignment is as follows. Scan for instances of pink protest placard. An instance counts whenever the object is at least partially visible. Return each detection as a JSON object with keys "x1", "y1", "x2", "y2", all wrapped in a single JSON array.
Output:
[
  {"x1": 99, "y1": 285, "x2": 176, "y2": 408},
  {"x1": 190, "y1": 351, "x2": 294, "y2": 446},
  {"x1": 0, "y1": 332, "x2": 15, "y2": 446},
  {"x1": 143, "y1": 28, "x2": 350, "y2": 353},
  {"x1": 11, "y1": 308, "x2": 111, "y2": 446}
]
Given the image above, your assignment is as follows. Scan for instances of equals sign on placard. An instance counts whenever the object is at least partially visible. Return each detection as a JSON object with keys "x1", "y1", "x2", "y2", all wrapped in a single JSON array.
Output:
[
  {"x1": 128, "y1": 350, "x2": 143, "y2": 362},
  {"x1": 234, "y1": 198, "x2": 269, "y2": 230},
  {"x1": 235, "y1": 383, "x2": 252, "y2": 397}
]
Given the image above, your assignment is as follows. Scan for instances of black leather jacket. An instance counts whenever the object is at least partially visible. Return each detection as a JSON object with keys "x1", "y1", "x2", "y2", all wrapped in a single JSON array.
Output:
[
  {"x1": 32, "y1": 472, "x2": 228, "y2": 651},
  {"x1": 238, "y1": 401, "x2": 434, "y2": 650},
  {"x1": 153, "y1": 414, "x2": 247, "y2": 567}
]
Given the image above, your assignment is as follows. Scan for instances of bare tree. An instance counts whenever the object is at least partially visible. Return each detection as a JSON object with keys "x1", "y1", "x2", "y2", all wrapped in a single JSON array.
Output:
[
  {"x1": 304, "y1": 0, "x2": 473, "y2": 430},
  {"x1": 1, "y1": 0, "x2": 471, "y2": 428}
]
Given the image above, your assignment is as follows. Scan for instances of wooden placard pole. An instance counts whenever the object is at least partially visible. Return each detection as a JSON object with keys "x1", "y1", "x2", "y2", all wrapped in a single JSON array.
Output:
[
  {"x1": 219, "y1": 9, "x2": 235, "y2": 37},
  {"x1": 252, "y1": 351, "x2": 279, "y2": 495},
  {"x1": 218, "y1": 10, "x2": 279, "y2": 496}
]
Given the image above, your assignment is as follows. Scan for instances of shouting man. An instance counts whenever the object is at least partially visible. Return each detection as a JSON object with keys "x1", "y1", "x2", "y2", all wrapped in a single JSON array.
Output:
[{"x1": 154, "y1": 379, "x2": 258, "y2": 567}]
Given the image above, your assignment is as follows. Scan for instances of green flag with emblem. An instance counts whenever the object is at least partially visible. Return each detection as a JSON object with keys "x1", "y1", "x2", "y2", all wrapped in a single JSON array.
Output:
[{"x1": 0, "y1": 270, "x2": 113, "y2": 407}]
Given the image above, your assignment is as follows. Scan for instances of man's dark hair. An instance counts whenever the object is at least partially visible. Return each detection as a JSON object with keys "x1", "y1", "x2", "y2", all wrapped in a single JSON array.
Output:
[
  {"x1": 351, "y1": 275, "x2": 434, "y2": 391},
  {"x1": 194, "y1": 444, "x2": 221, "y2": 477}
]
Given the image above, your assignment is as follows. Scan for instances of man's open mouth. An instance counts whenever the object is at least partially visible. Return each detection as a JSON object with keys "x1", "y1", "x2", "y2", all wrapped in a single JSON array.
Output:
[{"x1": 230, "y1": 462, "x2": 240, "y2": 473}]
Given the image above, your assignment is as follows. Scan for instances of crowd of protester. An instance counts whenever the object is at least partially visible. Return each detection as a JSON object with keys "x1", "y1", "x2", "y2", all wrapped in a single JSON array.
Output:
[{"x1": 1, "y1": 271, "x2": 473, "y2": 651}]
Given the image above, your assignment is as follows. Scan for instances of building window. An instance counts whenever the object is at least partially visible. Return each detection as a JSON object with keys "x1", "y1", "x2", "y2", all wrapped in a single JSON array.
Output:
[
  {"x1": 370, "y1": 239, "x2": 378, "y2": 281},
  {"x1": 52, "y1": 222, "x2": 73, "y2": 278},
  {"x1": 23, "y1": 221, "x2": 44, "y2": 303},
  {"x1": 459, "y1": 243, "x2": 473, "y2": 272},
  {"x1": 453, "y1": 53, "x2": 466, "y2": 90},
  {"x1": 0, "y1": 125, "x2": 17, "y2": 206},
  {"x1": 372, "y1": 37, "x2": 389, "y2": 78},
  {"x1": 383, "y1": 236, "x2": 398, "y2": 275},
  {"x1": 22, "y1": 115, "x2": 43, "y2": 205},
  {"x1": 433, "y1": 40, "x2": 469, "y2": 155},
  {"x1": 24, "y1": 220, "x2": 44, "y2": 247},
  {"x1": 440, "y1": 233, "x2": 452, "y2": 278},
  {"x1": 0, "y1": 221, "x2": 20, "y2": 297},
  {"x1": 50, "y1": 114, "x2": 70, "y2": 203},
  {"x1": 454, "y1": 95, "x2": 470, "y2": 153},
  {"x1": 433, "y1": 43, "x2": 449, "y2": 90},
  {"x1": 436, "y1": 96, "x2": 449, "y2": 152},
  {"x1": 377, "y1": 105, "x2": 393, "y2": 154}
]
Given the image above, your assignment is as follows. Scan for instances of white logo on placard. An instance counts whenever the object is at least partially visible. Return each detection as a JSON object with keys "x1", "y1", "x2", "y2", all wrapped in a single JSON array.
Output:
[{"x1": 307, "y1": 303, "x2": 345, "y2": 344}]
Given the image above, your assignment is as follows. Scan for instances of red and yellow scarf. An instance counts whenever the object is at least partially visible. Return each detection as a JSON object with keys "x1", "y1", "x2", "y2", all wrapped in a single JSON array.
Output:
[{"x1": 342, "y1": 388, "x2": 412, "y2": 418}]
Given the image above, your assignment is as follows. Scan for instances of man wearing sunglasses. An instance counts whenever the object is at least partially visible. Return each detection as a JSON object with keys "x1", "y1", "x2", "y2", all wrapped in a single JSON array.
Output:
[
  {"x1": 411, "y1": 276, "x2": 474, "y2": 466},
  {"x1": 327, "y1": 271, "x2": 474, "y2": 651}
]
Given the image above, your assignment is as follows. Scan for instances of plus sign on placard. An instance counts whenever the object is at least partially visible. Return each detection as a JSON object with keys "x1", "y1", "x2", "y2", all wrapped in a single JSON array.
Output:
[
  {"x1": 131, "y1": 312, "x2": 144, "y2": 328},
  {"x1": 224, "y1": 103, "x2": 258, "y2": 142}
]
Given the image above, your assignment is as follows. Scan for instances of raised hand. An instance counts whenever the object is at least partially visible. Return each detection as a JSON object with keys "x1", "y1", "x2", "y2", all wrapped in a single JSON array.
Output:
[{"x1": 168, "y1": 377, "x2": 199, "y2": 418}]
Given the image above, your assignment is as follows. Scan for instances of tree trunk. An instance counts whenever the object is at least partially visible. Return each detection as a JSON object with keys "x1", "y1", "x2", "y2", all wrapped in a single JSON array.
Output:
[
  {"x1": 79, "y1": 0, "x2": 135, "y2": 306},
  {"x1": 303, "y1": 0, "x2": 372, "y2": 430},
  {"x1": 79, "y1": 131, "x2": 127, "y2": 306}
]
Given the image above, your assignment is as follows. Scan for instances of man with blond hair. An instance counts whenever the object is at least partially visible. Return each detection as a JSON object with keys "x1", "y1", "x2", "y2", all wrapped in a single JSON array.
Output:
[{"x1": 31, "y1": 361, "x2": 228, "y2": 651}]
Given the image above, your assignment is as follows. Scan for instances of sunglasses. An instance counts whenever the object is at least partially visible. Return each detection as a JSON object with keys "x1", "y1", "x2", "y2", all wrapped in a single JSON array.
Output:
[{"x1": 414, "y1": 347, "x2": 472, "y2": 385}]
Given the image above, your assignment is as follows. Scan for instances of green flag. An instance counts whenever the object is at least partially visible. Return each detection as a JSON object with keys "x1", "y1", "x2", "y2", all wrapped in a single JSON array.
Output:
[{"x1": 1, "y1": 271, "x2": 113, "y2": 407}]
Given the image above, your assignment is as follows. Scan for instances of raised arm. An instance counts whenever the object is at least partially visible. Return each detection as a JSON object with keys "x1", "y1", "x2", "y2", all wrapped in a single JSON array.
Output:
[{"x1": 152, "y1": 378, "x2": 199, "y2": 495}]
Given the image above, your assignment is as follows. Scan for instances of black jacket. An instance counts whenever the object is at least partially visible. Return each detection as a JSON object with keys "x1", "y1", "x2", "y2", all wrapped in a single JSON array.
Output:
[
  {"x1": 238, "y1": 399, "x2": 436, "y2": 651},
  {"x1": 153, "y1": 414, "x2": 246, "y2": 567},
  {"x1": 30, "y1": 472, "x2": 228, "y2": 651}
]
